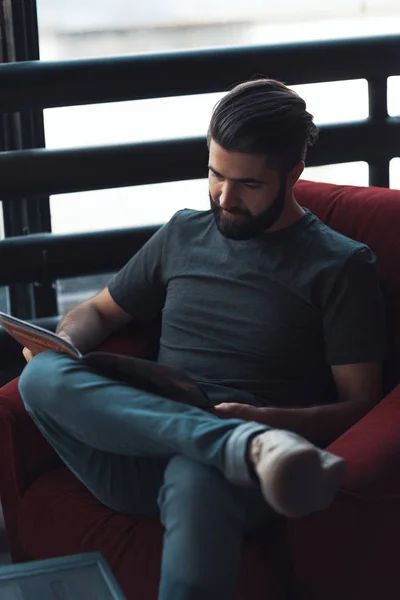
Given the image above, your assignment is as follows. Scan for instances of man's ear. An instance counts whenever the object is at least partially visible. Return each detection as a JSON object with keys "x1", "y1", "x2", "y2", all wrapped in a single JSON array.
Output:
[{"x1": 287, "y1": 161, "x2": 305, "y2": 187}]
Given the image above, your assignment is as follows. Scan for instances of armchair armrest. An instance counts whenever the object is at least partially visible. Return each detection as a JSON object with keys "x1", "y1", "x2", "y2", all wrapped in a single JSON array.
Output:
[
  {"x1": 326, "y1": 383, "x2": 400, "y2": 498},
  {"x1": 0, "y1": 377, "x2": 62, "y2": 561},
  {"x1": 96, "y1": 320, "x2": 160, "y2": 359},
  {"x1": 0, "y1": 323, "x2": 160, "y2": 561},
  {"x1": 288, "y1": 386, "x2": 400, "y2": 600}
]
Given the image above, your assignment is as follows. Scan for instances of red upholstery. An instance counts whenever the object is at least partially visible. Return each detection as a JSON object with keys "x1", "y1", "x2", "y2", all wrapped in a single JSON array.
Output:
[
  {"x1": 296, "y1": 180, "x2": 400, "y2": 389},
  {"x1": 1, "y1": 179, "x2": 400, "y2": 599},
  {"x1": 18, "y1": 467, "x2": 290, "y2": 599}
]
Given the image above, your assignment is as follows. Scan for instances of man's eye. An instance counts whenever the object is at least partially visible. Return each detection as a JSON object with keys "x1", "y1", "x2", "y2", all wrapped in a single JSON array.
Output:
[{"x1": 244, "y1": 183, "x2": 260, "y2": 190}]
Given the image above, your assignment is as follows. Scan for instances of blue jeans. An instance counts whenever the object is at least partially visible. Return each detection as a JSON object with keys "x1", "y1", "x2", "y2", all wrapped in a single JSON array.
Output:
[{"x1": 19, "y1": 351, "x2": 277, "y2": 600}]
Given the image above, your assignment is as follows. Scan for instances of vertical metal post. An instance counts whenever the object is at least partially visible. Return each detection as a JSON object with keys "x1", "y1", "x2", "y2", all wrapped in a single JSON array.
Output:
[
  {"x1": 0, "y1": 0, "x2": 58, "y2": 318},
  {"x1": 368, "y1": 76, "x2": 390, "y2": 188}
]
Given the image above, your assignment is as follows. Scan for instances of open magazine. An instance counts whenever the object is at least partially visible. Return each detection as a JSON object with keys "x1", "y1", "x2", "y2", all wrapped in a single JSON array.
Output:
[{"x1": 0, "y1": 311, "x2": 210, "y2": 407}]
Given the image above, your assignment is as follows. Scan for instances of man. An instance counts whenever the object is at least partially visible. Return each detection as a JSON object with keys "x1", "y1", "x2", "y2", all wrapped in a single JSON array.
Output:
[{"x1": 19, "y1": 79, "x2": 386, "y2": 600}]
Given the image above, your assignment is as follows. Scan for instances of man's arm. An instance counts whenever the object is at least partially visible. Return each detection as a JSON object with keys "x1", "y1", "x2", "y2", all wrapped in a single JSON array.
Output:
[
  {"x1": 217, "y1": 248, "x2": 386, "y2": 446},
  {"x1": 22, "y1": 287, "x2": 132, "y2": 362},
  {"x1": 55, "y1": 287, "x2": 133, "y2": 354},
  {"x1": 215, "y1": 361, "x2": 382, "y2": 446},
  {"x1": 44, "y1": 219, "x2": 172, "y2": 357}
]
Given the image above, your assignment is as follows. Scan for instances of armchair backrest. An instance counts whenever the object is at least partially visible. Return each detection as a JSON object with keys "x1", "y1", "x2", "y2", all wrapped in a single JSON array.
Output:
[{"x1": 295, "y1": 179, "x2": 400, "y2": 391}]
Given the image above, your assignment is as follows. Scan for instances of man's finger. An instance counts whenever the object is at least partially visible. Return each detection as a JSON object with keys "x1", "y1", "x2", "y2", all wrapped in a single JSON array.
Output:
[
  {"x1": 215, "y1": 403, "x2": 243, "y2": 412},
  {"x1": 22, "y1": 347, "x2": 33, "y2": 362}
]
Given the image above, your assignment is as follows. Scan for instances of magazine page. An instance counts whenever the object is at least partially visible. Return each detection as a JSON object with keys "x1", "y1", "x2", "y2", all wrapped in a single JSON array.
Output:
[
  {"x1": 0, "y1": 312, "x2": 82, "y2": 359},
  {"x1": 0, "y1": 312, "x2": 210, "y2": 407}
]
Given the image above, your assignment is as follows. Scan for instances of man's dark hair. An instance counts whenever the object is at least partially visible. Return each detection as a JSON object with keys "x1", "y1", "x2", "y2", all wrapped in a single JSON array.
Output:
[{"x1": 207, "y1": 78, "x2": 319, "y2": 174}]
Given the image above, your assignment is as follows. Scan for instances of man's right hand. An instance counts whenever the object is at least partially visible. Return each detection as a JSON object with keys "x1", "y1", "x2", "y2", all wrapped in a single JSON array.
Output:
[{"x1": 22, "y1": 331, "x2": 74, "y2": 363}]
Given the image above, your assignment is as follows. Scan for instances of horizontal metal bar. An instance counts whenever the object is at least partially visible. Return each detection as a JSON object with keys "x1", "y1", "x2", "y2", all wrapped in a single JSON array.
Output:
[
  {"x1": 0, "y1": 225, "x2": 159, "y2": 285},
  {"x1": 0, "y1": 35, "x2": 399, "y2": 112},
  {"x1": 0, "y1": 137, "x2": 207, "y2": 198},
  {"x1": 0, "y1": 119, "x2": 399, "y2": 199},
  {"x1": 307, "y1": 118, "x2": 400, "y2": 166}
]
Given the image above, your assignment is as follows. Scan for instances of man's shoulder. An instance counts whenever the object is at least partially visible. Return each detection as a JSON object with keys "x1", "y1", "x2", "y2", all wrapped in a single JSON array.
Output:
[
  {"x1": 293, "y1": 212, "x2": 376, "y2": 310},
  {"x1": 307, "y1": 211, "x2": 372, "y2": 265}
]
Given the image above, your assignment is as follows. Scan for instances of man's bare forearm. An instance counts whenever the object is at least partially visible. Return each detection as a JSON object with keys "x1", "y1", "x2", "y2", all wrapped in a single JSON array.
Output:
[
  {"x1": 56, "y1": 302, "x2": 113, "y2": 354},
  {"x1": 242, "y1": 400, "x2": 377, "y2": 446}
]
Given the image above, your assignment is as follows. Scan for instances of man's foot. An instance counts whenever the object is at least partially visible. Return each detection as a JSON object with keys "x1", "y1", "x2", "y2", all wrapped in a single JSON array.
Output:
[{"x1": 249, "y1": 430, "x2": 346, "y2": 518}]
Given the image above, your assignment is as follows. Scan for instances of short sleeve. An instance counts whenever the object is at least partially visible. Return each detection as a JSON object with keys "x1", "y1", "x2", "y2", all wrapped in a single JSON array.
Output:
[
  {"x1": 323, "y1": 247, "x2": 387, "y2": 365},
  {"x1": 107, "y1": 220, "x2": 171, "y2": 323}
]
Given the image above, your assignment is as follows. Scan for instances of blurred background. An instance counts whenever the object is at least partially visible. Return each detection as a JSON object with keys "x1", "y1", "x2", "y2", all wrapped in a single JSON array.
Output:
[{"x1": 1, "y1": 0, "x2": 400, "y2": 311}]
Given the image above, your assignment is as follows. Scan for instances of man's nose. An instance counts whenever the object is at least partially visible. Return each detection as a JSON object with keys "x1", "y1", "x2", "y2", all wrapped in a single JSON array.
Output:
[{"x1": 219, "y1": 181, "x2": 237, "y2": 209}]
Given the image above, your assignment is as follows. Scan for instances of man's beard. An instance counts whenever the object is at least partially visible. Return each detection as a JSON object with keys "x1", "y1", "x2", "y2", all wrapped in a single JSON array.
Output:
[{"x1": 209, "y1": 177, "x2": 287, "y2": 241}]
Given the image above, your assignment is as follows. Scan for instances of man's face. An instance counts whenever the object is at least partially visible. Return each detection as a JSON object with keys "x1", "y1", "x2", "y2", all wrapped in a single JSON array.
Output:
[{"x1": 208, "y1": 140, "x2": 287, "y2": 240}]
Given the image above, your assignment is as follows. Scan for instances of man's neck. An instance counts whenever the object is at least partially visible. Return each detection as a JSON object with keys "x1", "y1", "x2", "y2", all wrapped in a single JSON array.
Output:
[{"x1": 265, "y1": 195, "x2": 305, "y2": 233}]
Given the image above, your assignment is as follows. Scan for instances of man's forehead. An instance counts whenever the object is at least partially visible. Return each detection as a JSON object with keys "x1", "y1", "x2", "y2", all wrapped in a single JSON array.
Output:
[{"x1": 209, "y1": 140, "x2": 275, "y2": 178}]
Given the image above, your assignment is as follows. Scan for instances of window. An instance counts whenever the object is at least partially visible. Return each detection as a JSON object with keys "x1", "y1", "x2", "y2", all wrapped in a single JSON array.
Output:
[
  {"x1": 34, "y1": 0, "x2": 400, "y2": 309},
  {"x1": 37, "y1": 0, "x2": 379, "y2": 235},
  {"x1": 390, "y1": 158, "x2": 400, "y2": 189},
  {"x1": 388, "y1": 77, "x2": 400, "y2": 117},
  {"x1": 36, "y1": 1, "x2": 400, "y2": 61},
  {"x1": 44, "y1": 79, "x2": 368, "y2": 151},
  {"x1": 47, "y1": 79, "x2": 368, "y2": 234},
  {"x1": 43, "y1": 93, "x2": 224, "y2": 150},
  {"x1": 292, "y1": 80, "x2": 368, "y2": 125},
  {"x1": 51, "y1": 179, "x2": 209, "y2": 234},
  {"x1": 57, "y1": 274, "x2": 114, "y2": 314},
  {"x1": 303, "y1": 162, "x2": 369, "y2": 187}
]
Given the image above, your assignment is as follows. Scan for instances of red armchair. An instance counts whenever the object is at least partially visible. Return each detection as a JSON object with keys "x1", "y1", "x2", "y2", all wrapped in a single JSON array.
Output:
[{"x1": 1, "y1": 180, "x2": 400, "y2": 599}]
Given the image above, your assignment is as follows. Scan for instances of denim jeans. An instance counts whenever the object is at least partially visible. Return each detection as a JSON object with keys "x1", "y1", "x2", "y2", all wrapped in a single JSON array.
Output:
[{"x1": 19, "y1": 351, "x2": 276, "y2": 600}]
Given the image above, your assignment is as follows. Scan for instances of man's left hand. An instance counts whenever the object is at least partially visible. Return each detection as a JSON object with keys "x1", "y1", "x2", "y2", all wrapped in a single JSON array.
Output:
[{"x1": 213, "y1": 402, "x2": 261, "y2": 421}]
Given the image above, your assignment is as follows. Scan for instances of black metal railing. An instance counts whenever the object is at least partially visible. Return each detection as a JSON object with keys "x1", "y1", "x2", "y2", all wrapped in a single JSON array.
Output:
[
  {"x1": 0, "y1": 36, "x2": 399, "y2": 110},
  {"x1": 0, "y1": 33, "x2": 400, "y2": 329},
  {"x1": 0, "y1": 0, "x2": 56, "y2": 320},
  {"x1": 0, "y1": 119, "x2": 398, "y2": 202},
  {"x1": 0, "y1": 225, "x2": 158, "y2": 284}
]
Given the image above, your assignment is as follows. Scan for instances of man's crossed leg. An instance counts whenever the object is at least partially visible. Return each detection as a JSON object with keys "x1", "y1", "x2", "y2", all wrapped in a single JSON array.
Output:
[{"x1": 19, "y1": 351, "x2": 345, "y2": 600}]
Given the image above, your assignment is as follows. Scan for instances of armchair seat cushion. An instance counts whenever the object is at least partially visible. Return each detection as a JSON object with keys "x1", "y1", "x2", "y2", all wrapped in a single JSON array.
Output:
[{"x1": 18, "y1": 467, "x2": 290, "y2": 600}]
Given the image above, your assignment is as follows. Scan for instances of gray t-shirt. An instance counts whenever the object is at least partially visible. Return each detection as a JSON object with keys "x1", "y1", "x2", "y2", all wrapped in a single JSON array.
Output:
[{"x1": 108, "y1": 208, "x2": 387, "y2": 407}]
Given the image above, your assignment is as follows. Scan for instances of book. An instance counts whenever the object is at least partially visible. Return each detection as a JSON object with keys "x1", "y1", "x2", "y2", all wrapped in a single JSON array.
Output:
[
  {"x1": 0, "y1": 311, "x2": 210, "y2": 408},
  {"x1": 0, "y1": 552, "x2": 126, "y2": 600}
]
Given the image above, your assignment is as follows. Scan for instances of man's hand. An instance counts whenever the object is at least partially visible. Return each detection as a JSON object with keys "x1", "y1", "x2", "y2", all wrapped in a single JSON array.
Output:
[
  {"x1": 216, "y1": 362, "x2": 383, "y2": 446},
  {"x1": 22, "y1": 347, "x2": 34, "y2": 363},
  {"x1": 213, "y1": 403, "x2": 261, "y2": 421},
  {"x1": 22, "y1": 332, "x2": 74, "y2": 364}
]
